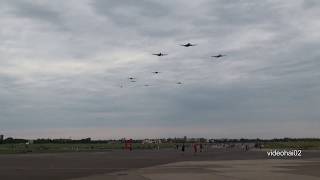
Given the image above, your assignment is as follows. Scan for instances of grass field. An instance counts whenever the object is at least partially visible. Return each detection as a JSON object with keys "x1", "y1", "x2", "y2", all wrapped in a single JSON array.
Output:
[
  {"x1": 0, "y1": 143, "x2": 176, "y2": 154},
  {"x1": 1, "y1": 141, "x2": 320, "y2": 154},
  {"x1": 263, "y1": 141, "x2": 320, "y2": 150}
]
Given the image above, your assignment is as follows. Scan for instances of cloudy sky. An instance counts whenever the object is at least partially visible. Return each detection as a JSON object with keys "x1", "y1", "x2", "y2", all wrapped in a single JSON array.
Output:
[{"x1": 0, "y1": 0, "x2": 319, "y2": 139}]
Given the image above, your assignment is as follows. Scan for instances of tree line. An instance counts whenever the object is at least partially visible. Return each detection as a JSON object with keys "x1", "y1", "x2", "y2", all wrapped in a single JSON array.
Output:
[{"x1": 1, "y1": 137, "x2": 320, "y2": 144}]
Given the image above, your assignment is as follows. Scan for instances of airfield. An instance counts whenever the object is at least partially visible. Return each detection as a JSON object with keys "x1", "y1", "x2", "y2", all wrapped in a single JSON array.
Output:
[{"x1": 0, "y1": 148, "x2": 320, "y2": 180}]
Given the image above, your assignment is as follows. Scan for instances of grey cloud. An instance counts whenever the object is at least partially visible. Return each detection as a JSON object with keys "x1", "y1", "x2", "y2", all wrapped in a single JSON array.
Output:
[
  {"x1": 4, "y1": 0, "x2": 62, "y2": 26},
  {"x1": 92, "y1": 0, "x2": 172, "y2": 25},
  {"x1": 0, "y1": 0, "x2": 319, "y2": 138}
]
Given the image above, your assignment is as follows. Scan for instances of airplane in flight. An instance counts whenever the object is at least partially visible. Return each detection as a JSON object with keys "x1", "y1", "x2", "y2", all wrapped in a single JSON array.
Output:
[
  {"x1": 211, "y1": 54, "x2": 226, "y2": 58},
  {"x1": 152, "y1": 53, "x2": 168, "y2": 56},
  {"x1": 180, "y1": 43, "x2": 196, "y2": 47}
]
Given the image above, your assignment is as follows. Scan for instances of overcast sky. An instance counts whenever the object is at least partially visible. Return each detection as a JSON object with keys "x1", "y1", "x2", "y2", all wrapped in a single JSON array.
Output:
[{"x1": 0, "y1": 0, "x2": 319, "y2": 139}]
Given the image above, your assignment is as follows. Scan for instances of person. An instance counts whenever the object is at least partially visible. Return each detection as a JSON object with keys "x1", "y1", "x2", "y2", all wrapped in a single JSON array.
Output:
[
  {"x1": 129, "y1": 139, "x2": 133, "y2": 151},
  {"x1": 193, "y1": 143, "x2": 198, "y2": 155},
  {"x1": 176, "y1": 144, "x2": 179, "y2": 150},
  {"x1": 200, "y1": 143, "x2": 203, "y2": 152},
  {"x1": 181, "y1": 143, "x2": 185, "y2": 152}
]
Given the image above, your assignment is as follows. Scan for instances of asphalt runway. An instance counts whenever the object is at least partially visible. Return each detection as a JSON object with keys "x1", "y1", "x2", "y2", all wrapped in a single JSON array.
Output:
[{"x1": 0, "y1": 149, "x2": 319, "y2": 180}]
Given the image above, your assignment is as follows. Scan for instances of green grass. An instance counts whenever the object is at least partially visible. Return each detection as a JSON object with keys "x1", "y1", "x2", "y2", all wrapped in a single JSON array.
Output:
[
  {"x1": 0, "y1": 143, "x2": 176, "y2": 154},
  {"x1": 263, "y1": 141, "x2": 320, "y2": 150}
]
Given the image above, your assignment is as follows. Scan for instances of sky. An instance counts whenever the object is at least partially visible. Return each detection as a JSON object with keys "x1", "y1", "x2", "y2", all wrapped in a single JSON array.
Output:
[{"x1": 0, "y1": 0, "x2": 320, "y2": 139}]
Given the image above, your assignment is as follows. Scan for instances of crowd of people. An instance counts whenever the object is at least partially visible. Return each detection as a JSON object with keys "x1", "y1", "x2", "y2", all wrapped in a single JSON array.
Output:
[{"x1": 176, "y1": 143, "x2": 209, "y2": 155}]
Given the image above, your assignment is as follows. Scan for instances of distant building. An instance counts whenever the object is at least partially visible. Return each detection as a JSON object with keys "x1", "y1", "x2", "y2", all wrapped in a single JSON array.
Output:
[
  {"x1": 142, "y1": 139, "x2": 162, "y2": 144},
  {"x1": 26, "y1": 140, "x2": 34, "y2": 145}
]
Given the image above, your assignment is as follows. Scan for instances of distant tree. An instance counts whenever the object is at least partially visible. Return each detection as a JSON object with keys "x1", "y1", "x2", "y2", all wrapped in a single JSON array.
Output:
[{"x1": 3, "y1": 137, "x2": 27, "y2": 144}]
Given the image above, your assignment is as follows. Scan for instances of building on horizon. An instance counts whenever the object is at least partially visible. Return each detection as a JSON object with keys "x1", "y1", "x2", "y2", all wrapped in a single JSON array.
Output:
[{"x1": 142, "y1": 139, "x2": 162, "y2": 144}]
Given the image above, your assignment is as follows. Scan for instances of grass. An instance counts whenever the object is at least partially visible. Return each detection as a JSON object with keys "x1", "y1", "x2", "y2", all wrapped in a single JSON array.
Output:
[
  {"x1": 263, "y1": 141, "x2": 320, "y2": 150},
  {"x1": 0, "y1": 143, "x2": 176, "y2": 154},
  {"x1": 2, "y1": 141, "x2": 319, "y2": 154}
]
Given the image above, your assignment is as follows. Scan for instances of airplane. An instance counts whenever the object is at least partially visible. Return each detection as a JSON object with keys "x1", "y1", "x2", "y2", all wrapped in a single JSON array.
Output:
[
  {"x1": 144, "y1": 84, "x2": 151, "y2": 87},
  {"x1": 128, "y1": 77, "x2": 136, "y2": 80},
  {"x1": 211, "y1": 54, "x2": 226, "y2": 58},
  {"x1": 152, "y1": 53, "x2": 168, "y2": 56},
  {"x1": 152, "y1": 71, "x2": 161, "y2": 74},
  {"x1": 176, "y1": 82, "x2": 183, "y2": 85},
  {"x1": 180, "y1": 43, "x2": 196, "y2": 47}
]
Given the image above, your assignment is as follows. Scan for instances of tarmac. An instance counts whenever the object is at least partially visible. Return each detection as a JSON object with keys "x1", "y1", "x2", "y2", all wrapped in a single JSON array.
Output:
[
  {"x1": 0, "y1": 148, "x2": 319, "y2": 180},
  {"x1": 71, "y1": 159, "x2": 320, "y2": 180}
]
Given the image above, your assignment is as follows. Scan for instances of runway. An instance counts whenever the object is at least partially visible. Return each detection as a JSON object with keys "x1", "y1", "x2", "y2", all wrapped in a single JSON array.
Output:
[{"x1": 0, "y1": 149, "x2": 319, "y2": 180}]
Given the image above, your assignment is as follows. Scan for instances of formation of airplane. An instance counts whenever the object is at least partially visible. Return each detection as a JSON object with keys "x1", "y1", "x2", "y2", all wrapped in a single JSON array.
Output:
[{"x1": 123, "y1": 43, "x2": 226, "y2": 88}]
